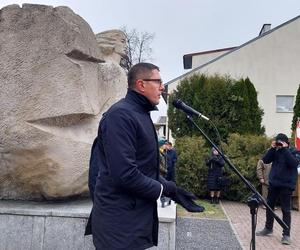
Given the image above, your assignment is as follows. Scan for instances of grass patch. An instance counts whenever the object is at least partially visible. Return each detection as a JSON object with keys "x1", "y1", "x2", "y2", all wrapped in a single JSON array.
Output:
[{"x1": 176, "y1": 199, "x2": 226, "y2": 219}]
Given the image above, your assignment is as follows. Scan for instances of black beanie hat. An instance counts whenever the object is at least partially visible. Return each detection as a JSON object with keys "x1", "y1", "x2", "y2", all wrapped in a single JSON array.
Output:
[{"x1": 275, "y1": 133, "x2": 289, "y2": 144}]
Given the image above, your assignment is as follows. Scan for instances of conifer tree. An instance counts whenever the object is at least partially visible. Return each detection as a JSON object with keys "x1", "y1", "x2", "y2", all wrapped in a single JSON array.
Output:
[
  {"x1": 168, "y1": 74, "x2": 264, "y2": 141},
  {"x1": 229, "y1": 77, "x2": 264, "y2": 135},
  {"x1": 291, "y1": 84, "x2": 300, "y2": 131}
]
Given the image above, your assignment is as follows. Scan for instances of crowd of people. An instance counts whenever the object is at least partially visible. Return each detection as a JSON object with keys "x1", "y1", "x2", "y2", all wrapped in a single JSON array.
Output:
[{"x1": 85, "y1": 62, "x2": 299, "y2": 249}]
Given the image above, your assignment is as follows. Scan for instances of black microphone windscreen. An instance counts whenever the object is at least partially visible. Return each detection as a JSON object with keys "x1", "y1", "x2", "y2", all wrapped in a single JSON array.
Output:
[{"x1": 172, "y1": 99, "x2": 182, "y2": 109}]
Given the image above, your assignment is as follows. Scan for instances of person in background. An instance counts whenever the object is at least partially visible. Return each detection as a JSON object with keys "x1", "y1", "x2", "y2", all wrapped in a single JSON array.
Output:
[
  {"x1": 205, "y1": 147, "x2": 225, "y2": 204},
  {"x1": 90, "y1": 62, "x2": 203, "y2": 250},
  {"x1": 158, "y1": 137, "x2": 171, "y2": 207},
  {"x1": 256, "y1": 159, "x2": 272, "y2": 208},
  {"x1": 256, "y1": 133, "x2": 298, "y2": 245},
  {"x1": 165, "y1": 142, "x2": 177, "y2": 182},
  {"x1": 158, "y1": 137, "x2": 168, "y2": 177}
]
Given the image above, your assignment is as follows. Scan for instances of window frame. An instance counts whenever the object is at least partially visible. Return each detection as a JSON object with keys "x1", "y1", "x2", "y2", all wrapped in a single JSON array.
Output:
[{"x1": 276, "y1": 95, "x2": 294, "y2": 113}]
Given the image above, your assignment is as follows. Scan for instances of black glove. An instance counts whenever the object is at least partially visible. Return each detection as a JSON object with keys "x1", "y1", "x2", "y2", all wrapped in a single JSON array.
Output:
[
  {"x1": 171, "y1": 187, "x2": 205, "y2": 213},
  {"x1": 161, "y1": 180, "x2": 177, "y2": 197}
]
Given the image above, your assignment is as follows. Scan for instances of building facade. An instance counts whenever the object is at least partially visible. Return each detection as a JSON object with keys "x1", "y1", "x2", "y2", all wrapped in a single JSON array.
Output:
[{"x1": 167, "y1": 16, "x2": 300, "y2": 137}]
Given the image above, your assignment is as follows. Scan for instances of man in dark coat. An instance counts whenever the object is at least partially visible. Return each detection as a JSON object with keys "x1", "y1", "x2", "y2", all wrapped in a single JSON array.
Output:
[
  {"x1": 165, "y1": 142, "x2": 177, "y2": 182},
  {"x1": 256, "y1": 133, "x2": 298, "y2": 245},
  {"x1": 90, "y1": 62, "x2": 203, "y2": 250}
]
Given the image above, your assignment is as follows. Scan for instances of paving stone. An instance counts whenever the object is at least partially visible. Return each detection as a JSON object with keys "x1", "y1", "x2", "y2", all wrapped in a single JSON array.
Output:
[
  {"x1": 222, "y1": 201, "x2": 300, "y2": 250},
  {"x1": 176, "y1": 217, "x2": 242, "y2": 250}
]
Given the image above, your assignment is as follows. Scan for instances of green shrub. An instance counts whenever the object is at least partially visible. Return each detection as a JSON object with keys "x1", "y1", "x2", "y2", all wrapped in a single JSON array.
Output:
[
  {"x1": 168, "y1": 74, "x2": 264, "y2": 142},
  {"x1": 175, "y1": 134, "x2": 270, "y2": 201},
  {"x1": 221, "y1": 133, "x2": 270, "y2": 201},
  {"x1": 175, "y1": 136, "x2": 209, "y2": 197}
]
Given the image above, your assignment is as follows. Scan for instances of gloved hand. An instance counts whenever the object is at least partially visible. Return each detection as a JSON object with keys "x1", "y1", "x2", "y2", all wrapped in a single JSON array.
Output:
[
  {"x1": 171, "y1": 187, "x2": 205, "y2": 213},
  {"x1": 161, "y1": 180, "x2": 177, "y2": 197}
]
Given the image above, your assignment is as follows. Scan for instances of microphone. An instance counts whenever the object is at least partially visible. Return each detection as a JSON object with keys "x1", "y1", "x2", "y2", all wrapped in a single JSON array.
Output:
[{"x1": 172, "y1": 99, "x2": 210, "y2": 121}]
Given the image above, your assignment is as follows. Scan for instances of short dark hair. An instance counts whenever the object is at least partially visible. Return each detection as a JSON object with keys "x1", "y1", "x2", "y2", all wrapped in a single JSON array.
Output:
[{"x1": 127, "y1": 62, "x2": 159, "y2": 89}]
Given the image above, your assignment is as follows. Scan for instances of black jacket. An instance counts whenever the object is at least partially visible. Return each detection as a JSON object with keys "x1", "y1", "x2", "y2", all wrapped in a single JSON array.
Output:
[
  {"x1": 263, "y1": 147, "x2": 298, "y2": 190},
  {"x1": 91, "y1": 90, "x2": 162, "y2": 249},
  {"x1": 205, "y1": 155, "x2": 225, "y2": 190}
]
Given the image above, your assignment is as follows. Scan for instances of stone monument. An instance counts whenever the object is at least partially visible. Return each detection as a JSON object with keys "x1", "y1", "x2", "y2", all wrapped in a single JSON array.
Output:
[{"x1": 0, "y1": 4, "x2": 127, "y2": 200}]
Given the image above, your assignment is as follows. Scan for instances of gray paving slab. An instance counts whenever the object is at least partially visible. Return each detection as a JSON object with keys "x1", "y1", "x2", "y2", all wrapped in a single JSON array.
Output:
[{"x1": 176, "y1": 217, "x2": 242, "y2": 250}]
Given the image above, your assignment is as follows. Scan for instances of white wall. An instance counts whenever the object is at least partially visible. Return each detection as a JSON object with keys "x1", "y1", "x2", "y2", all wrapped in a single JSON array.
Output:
[
  {"x1": 167, "y1": 17, "x2": 300, "y2": 137},
  {"x1": 192, "y1": 49, "x2": 233, "y2": 69}
]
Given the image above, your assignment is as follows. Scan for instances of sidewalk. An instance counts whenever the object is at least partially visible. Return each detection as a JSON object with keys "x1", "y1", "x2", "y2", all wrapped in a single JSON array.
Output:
[
  {"x1": 176, "y1": 217, "x2": 242, "y2": 250},
  {"x1": 222, "y1": 201, "x2": 300, "y2": 250}
]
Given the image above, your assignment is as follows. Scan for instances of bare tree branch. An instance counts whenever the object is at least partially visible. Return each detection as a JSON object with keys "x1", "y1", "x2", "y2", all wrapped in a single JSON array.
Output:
[{"x1": 120, "y1": 26, "x2": 155, "y2": 71}]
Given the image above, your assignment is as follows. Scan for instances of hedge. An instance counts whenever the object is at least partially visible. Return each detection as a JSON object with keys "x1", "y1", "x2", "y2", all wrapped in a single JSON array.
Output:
[{"x1": 175, "y1": 133, "x2": 270, "y2": 201}]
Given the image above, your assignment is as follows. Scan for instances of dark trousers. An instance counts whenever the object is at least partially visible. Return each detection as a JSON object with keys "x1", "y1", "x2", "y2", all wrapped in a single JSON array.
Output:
[
  {"x1": 265, "y1": 185, "x2": 292, "y2": 236},
  {"x1": 166, "y1": 168, "x2": 175, "y2": 182}
]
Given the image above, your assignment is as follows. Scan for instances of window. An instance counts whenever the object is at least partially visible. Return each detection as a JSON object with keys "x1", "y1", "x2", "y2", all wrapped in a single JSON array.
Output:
[{"x1": 276, "y1": 95, "x2": 294, "y2": 112}]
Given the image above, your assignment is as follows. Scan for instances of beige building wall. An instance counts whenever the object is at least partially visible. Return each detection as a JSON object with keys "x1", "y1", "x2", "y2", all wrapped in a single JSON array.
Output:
[
  {"x1": 167, "y1": 16, "x2": 300, "y2": 137},
  {"x1": 192, "y1": 49, "x2": 234, "y2": 69}
]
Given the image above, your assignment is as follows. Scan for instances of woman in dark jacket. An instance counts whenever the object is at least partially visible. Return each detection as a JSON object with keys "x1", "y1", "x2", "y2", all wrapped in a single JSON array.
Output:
[{"x1": 206, "y1": 147, "x2": 225, "y2": 204}]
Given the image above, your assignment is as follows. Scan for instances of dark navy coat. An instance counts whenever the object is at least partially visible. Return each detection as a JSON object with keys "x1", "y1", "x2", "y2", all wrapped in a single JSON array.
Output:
[
  {"x1": 166, "y1": 149, "x2": 177, "y2": 181},
  {"x1": 263, "y1": 147, "x2": 298, "y2": 190},
  {"x1": 91, "y1": 90, "x2": 162, "y2": 250},
  {"x1": 205, "y1": 155, "x2": 225, "y2": 190}
]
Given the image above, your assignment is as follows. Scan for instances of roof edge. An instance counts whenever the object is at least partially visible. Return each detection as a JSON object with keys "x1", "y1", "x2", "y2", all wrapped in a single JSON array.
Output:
[{"x1": 166, "y1": 15, "x2": 300, "y2": 86}]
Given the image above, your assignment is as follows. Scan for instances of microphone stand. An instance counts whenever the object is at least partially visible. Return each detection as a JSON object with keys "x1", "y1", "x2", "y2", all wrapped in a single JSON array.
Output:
[{"x1": 185, "y1": 114, "x2": 288, "y2": 250}]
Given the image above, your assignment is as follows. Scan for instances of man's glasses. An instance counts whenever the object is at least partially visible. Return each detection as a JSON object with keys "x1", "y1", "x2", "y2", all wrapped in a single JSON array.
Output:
[{"x1": 142, "y1": 79, "x2": 163, "y2": 86}]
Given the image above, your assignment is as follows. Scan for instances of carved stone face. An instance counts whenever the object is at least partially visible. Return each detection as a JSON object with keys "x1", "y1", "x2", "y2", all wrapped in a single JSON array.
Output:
[
  {"x1": 96, "y1": 29, "x2": 127, "y2": 63},
  {"x1": 0, "y1": 4, "x2": 127, "y2": 200}
]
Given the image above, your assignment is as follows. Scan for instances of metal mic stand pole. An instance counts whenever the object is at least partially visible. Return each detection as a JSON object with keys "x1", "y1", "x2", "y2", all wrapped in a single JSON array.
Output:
[
  {"x1": 247, "y1": 194, "x2": 260, "y2": 249},
  {"x1": 185, "y1": 115, "x2": 288, "y2": 250}
]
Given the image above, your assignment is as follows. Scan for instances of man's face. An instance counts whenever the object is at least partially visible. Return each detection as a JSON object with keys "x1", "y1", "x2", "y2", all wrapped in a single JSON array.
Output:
[{"x1": 141, "y1": 69, "x2": 164, "y2": 105}]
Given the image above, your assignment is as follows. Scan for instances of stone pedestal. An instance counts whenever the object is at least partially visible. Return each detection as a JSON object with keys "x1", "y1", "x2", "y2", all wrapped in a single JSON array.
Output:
[{"x1": 0, "y1": 199, "x2": 176, "y2": 250}]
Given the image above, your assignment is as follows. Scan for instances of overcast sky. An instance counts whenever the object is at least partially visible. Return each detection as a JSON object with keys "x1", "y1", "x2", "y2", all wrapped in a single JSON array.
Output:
[
  {"x1": 1, "y1": 0, "x2": 299, "y2": 82},
  {"x1": 1, "y1": 0, "x2": 299, "y2": 120}
]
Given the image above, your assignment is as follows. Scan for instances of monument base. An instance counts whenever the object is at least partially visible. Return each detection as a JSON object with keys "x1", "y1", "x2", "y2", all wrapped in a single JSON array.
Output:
[{"x1": 0, "y1": 199, "x2": 176, "y2": 250}]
